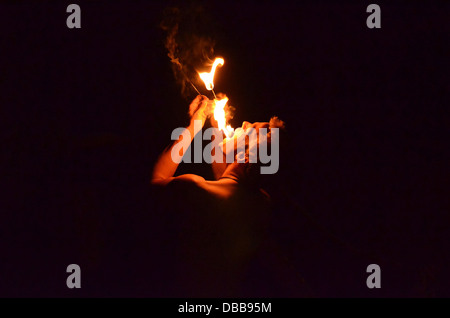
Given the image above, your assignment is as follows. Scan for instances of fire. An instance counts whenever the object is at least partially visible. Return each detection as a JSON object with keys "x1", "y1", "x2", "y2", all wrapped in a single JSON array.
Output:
[
  {"x1": 198, "y1": 57, "x2": 234, "y2": 138},
  {"x1": 198, "y1": 58, "x2": 224, "y2": 90},
  {"x1": 213, "y1": 97, "x2": 234, "y2": 138}
]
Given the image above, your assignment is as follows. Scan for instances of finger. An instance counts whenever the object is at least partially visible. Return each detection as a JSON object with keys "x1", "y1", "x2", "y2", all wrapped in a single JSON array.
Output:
[
  {"x1": 189, "y1": 95, "x2": 205, "y2": 116},
  {"x1": 194, "y1": 94, "x2": 205, "y2": 102},
  {"x1": 199, "y1": 96, "x2": 210, "y2": 111},
  {"x1": 194, "y1": 95, "x2": 208, "y2": 105},
  {"x1": 190, "y1": 95, "x2": 204, "y2": 107}
]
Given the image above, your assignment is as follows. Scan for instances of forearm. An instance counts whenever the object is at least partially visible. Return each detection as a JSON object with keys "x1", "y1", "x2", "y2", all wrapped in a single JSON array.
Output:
[{"x1": 151, "y1": 121, "x2": 197, "y2": 182}]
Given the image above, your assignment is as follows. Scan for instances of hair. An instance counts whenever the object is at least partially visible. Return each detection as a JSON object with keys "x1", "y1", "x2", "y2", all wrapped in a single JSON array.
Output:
[{"x1": 269, "y1": 116, "x2": 285, "y2": 130}]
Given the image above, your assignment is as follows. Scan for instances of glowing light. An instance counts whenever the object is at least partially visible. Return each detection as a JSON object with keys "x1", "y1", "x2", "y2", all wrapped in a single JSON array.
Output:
[
  {"x1": 199, "y1": 58, "x2": 233, "y2": 138},
  {"x1": 212, "y1": 97, "x2": 234, "y2": 138},
  {"x1": 198, "y1": 58, "x2": 224, "y2": 91}
]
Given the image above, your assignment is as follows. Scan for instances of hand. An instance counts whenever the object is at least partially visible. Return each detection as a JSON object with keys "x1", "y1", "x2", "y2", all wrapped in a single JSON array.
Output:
[{"x1": 188, "y1": 95, "x2": 212, "y2": 127}]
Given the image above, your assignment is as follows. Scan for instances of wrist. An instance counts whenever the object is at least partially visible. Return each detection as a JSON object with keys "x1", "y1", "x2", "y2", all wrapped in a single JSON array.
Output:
[{"x1": 188, "y1": 118, "x2": 204, "y2": 131}]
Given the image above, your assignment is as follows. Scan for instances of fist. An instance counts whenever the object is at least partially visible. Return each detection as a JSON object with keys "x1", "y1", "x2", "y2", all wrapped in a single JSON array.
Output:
[{"x1": 188, "y1": 95, "x2": 212, "y2": 127}]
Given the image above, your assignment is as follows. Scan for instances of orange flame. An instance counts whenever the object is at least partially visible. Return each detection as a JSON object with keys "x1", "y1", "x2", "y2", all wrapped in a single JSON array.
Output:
[
  {"x1": 213, "y1": 97, "x2": 234, "y2": 138},
  {"x1": 199, "y1": 58, "x2": 224, "y2": 90},
  {"x1": 199, "y1": 58, "x2": 234, "y2": 138}
]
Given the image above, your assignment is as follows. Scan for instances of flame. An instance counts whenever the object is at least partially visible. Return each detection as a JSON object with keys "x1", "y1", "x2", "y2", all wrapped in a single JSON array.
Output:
[
  {"x1": 199, "y1": 57, "x2": 234, "y2": 138},
  {"x1": 213, "y1": 97, "x2": 234, "y2": 138},
  {"x1": 199, "y1": 58, "x2": 224, "y2": 90}
]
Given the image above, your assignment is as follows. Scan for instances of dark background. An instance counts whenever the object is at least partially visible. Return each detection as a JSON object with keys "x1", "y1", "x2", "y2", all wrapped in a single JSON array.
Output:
[{"x1": 1, "y1": 0, "x2": 449, "y2": 297}]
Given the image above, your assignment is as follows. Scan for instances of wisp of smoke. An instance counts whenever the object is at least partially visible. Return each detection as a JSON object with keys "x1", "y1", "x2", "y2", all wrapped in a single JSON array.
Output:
[{"x1": 160, "y1": 5, "x2": 216, "y2": 98}]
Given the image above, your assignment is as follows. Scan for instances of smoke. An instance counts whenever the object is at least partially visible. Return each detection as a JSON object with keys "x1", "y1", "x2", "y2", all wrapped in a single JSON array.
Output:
[{"x1": 160, "y1": 5, "x2": 216, "y2": 98}]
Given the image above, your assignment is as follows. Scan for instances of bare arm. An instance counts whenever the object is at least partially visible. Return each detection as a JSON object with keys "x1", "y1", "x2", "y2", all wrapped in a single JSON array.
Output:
[
  {"x1": 151, "y1": 95, "x2": 249, "y2": 199},
  {"x1": 151, "y1": 95, "x2": 210, "y2": 185},
  {"x1": 151, "y1": 121, "x2": 198, "y2": 184}
]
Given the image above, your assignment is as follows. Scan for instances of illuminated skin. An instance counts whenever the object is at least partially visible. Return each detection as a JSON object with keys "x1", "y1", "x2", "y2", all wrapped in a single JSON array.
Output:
[
  {"x1": 211, "y1": 120, "x2": 271, "y2": 181},
  {"x1": 151, "y1": 95, "x2": 272, "y2": 296},
  {"x1": 151, "y1": 95, "x2": 270, "y2": 199}
]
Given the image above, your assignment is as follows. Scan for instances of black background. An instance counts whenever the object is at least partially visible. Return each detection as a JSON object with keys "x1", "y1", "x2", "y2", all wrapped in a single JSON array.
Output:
[{"x1": 1, "y1": 0, "x2": 449, "y2": 297}]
